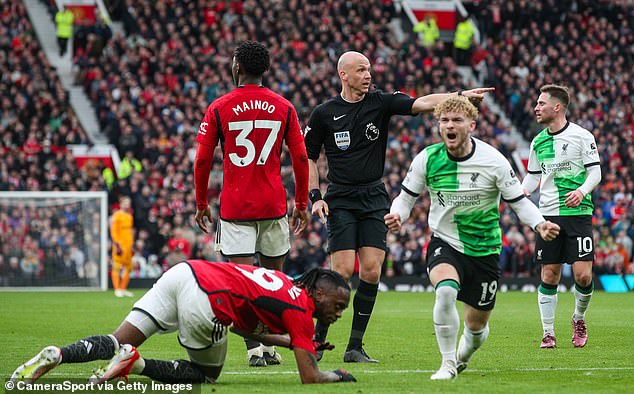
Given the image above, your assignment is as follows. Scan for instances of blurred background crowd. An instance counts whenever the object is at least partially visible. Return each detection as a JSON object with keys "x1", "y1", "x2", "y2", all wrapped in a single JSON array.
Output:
[{"x1": 1, "y1": 0, "x2": 632, "y2": 286}]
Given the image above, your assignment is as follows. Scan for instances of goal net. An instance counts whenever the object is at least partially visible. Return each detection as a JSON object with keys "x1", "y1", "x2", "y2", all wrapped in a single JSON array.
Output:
[{"x1": 0, "y1": 191, "x2": 108, "y2": 290}]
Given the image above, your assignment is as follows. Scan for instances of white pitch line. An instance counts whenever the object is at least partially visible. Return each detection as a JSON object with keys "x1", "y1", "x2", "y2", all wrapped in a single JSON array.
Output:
[
  {"x1": 29, "y1": 366, "x2": 634, "y2": 378},
  {"x1": 224, "y1": 366, "x2": 634, "y2": 374}
]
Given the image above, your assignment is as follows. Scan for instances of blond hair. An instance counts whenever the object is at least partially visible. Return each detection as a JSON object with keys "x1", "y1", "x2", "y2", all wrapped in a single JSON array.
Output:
[{"x1": 433, "y1": 96, "x2": 479, "y2": 120}]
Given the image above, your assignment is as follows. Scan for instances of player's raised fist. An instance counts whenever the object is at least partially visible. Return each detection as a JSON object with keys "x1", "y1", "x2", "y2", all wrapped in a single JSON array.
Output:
[
  {"x1": 536, "y1": 220, "x2": 560, "y2": 241},
  {"x1": 384, "y1": 212, "x2": 402, "y2": 233}
]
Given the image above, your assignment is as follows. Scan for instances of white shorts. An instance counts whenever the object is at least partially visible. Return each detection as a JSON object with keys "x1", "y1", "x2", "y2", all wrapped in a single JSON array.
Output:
[
  {"x1": 215, "y1": 217, "x2": 290, "y2": 258},
  {"x1": 124, "y1": 263, "x2": 227, "y2": 367}
]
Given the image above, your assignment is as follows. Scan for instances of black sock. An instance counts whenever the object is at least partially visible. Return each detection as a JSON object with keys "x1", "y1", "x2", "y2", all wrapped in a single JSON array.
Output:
[
  {"x1": 244, "y1": 338, "x2": 261, "y2": 351},
  {"x1": 60, "y1": 335, "x2": 117, "y2": 364},
  {"x1": 314, "y1": 320, "x2": 330, "y2": 343},
  {"x1": 142, "y1": 359, "x2": 209, "y2": 383},
  {"x1": 347, "y1": 280, "x2": 378, "y2": 351}
]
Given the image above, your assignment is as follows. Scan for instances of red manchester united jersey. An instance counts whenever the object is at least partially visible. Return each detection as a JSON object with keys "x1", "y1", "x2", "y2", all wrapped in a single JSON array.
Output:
[
  {"x1": 196, "y1": 85, "x2": 305, "y2": 221},
  {"x1": 186, "y1": 260, "x2": 316, "y2": 355}
]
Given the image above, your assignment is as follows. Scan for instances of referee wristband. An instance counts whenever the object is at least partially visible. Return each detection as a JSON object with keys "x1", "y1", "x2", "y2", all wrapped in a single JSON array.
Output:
[
  {"x1": 457, "y1": 90, "x2": 464, "y2": 96},
  {"x1": 309, "y1": 189, "x2": 322, "y2": 204}
]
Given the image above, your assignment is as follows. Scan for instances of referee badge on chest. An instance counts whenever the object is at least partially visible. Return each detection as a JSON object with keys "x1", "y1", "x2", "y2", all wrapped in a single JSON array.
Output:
[{"x1": 334, "y1": 131, "x2": 351, "y2": 150}]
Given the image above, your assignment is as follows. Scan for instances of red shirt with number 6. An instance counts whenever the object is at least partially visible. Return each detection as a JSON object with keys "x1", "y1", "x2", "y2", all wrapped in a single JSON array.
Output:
[{"x1": 187, "y1": 260, "x2": 316, "y2": 354}]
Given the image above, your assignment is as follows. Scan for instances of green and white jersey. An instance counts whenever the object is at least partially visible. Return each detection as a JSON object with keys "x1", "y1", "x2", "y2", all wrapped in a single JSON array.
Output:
[
  {"x1": 526, "y1": 122, "x2": 600, "y2": 216},
  {"x1": 402, "y1": 138, "x2": 524, "y2": 256}
]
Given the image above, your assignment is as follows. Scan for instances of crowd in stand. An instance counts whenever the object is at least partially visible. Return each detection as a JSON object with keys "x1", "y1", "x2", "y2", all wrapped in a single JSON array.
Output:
[
  {"x1": 1, "y1": 0, "x2": 632, "y2": 285},
  {"x1": 1, "y1": 1, "x2": 91, "y2": 191},
  {"x1": 0, "y1": 198, "x2": 102, "y2": 287},
  {"x1": 0, "y1": 1, "x2": 106, "y2": 286}
]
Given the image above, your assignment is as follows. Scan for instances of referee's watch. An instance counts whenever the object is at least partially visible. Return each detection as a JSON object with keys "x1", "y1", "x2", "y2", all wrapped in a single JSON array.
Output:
[{"x1": 309, "y1": 189, "x2": 322, "y2": 204}]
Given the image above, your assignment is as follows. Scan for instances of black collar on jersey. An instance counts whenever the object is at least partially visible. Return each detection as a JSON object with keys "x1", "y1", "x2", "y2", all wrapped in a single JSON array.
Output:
[
  {"x1": 446, "y1": 137, "x2": 476, "y2": 162},
  {"x1": 237, "y1": 84, "x2": 264, "y2": 88},
  {"x1": 337, "y1": 93, "x2": 366, "y2": 104},
  {"x1": 547, "y1": 121, "x2": 570, "y2": 136}
]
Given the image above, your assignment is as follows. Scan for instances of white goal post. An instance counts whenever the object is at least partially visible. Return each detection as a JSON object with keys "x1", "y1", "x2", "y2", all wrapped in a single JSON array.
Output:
[{"x1": 0, "y1": 191, "x2": 108, "y2": 291}]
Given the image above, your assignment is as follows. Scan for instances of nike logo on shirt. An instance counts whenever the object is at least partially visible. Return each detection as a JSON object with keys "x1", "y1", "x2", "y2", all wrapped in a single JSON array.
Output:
[{"x1": 333, "y1": 114, "x2": 347, "y2": 121}]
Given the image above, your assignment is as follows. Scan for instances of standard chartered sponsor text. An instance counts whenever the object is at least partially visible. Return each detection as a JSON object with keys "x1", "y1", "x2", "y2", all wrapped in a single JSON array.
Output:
[
  {"x1": 543, "y1": 161, "x2": 572, "y2": 173},
  {"x1": 444, "y1": 194, "x2": 481, "y2": 206}
]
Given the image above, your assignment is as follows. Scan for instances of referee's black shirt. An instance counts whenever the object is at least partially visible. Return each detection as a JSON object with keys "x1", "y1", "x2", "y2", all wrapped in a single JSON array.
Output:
[{"x1": 304, "y1": 90, "x2": 416, "y2": 185}]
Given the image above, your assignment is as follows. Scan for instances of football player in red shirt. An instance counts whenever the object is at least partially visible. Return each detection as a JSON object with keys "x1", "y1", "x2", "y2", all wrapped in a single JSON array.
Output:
[
  {"x1": 11, "y1": 262, "x2": 356, "y2": 384},
  {"x1": 194, "y1": 40, "x2": 310, "y2": 366}
]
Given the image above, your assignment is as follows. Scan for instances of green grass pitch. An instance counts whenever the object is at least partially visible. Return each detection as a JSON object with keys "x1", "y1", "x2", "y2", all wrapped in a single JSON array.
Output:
[{"x1": 1, "y1": 290, "x2": 632, "y2": 393}]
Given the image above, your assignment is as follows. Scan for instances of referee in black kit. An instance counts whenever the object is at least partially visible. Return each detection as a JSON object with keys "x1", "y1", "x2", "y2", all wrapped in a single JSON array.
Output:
[{"x1": 304, "y1": 51, "x2": 493, "y2": 363}]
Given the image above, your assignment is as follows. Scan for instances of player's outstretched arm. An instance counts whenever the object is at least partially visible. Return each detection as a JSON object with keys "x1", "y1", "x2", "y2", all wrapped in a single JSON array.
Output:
[
  {"x1": 293, "y1": 347, "x2": 356, "y2": 384},
  {"x1": 411, "y1": 87, "x2": 495, "y2": 114}
]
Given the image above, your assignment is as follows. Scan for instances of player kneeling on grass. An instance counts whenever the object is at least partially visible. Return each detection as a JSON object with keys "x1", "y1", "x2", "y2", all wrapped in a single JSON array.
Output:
[
  {"x1": 11, "y1": 261, "x2": 356, "y2": 384},
  {"x1": 384, "y1": 96, "x2": 561, "y2": 380}
]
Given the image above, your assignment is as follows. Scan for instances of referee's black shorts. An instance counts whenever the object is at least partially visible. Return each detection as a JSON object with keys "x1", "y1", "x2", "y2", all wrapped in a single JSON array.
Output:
[{"x1": 324, "y1": 180, "x2": 389, "y2": 253}]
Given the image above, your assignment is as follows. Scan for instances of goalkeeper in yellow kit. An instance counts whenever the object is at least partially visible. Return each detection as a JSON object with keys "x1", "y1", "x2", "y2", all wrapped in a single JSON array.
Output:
[{"x1": 110, "y1": 196, "x2": 134, "y2": 297}]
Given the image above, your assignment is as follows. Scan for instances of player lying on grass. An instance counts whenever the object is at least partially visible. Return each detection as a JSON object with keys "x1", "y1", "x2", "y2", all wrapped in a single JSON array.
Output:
[{"x1": 11, "y1": 261, "x2": 356, "y2": 384}]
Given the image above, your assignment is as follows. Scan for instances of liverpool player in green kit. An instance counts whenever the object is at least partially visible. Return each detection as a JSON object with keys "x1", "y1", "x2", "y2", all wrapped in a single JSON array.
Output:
[
  {"x1": 523, "y1": 85, "x2": 601, "y2": 349},
  {"x1": 385, "y1": 96, "x2": 560, "y2": 380}
]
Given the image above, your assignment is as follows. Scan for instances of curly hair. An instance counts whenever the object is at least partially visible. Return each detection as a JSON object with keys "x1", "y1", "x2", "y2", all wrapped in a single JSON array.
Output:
[
  {"x1": 433, "y1": 96, "x2": 479, "y2": 120},
  {"x1": 293, "y1": 268, "x2": 350, "y2": 296},
  {"x1": 234, "y1": 41, "x2": 270, "y2": 77}
]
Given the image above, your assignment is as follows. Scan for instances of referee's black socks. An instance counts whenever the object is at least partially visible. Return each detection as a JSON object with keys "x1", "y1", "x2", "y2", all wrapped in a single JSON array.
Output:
[
  {"x1": 347, "y1": 279, "x2": 378, "y2": 351},
  {"x1": 314, "y1": 320, "x2": 330, "y2": 343}
]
